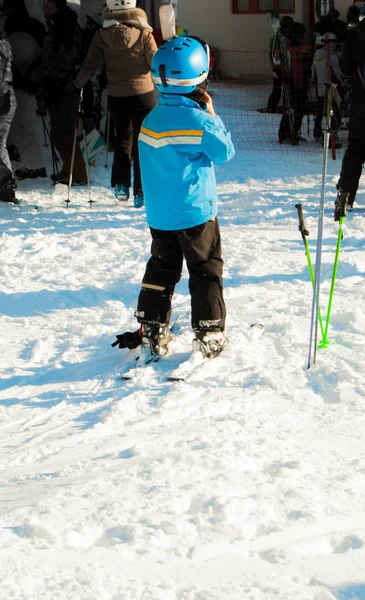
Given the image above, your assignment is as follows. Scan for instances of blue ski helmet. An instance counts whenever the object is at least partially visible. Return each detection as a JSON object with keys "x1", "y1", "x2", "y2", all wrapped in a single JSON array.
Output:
[{"x1": 152, "y1": 36, "x2": 210, "y2": 95}]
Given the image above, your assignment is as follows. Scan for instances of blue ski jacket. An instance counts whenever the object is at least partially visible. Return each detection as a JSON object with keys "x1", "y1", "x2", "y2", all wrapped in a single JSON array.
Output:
[{"x1": 138, "y1": 94, "x2": 235, "y2": 231}]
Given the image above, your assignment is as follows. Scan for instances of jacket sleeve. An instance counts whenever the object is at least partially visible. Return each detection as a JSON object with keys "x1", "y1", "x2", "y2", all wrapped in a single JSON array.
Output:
[
  {"x1": 201, "y1": 114, "x2": 235, "y2": 164},
  {"x1": 0, "y1": 41, "x2": 13, "y2": 96},
  {"x1": 143, "y1": 31, "x2": 158, "y2": 68},
  {"x1": 76, "y1": 31, "x2": 103, "y2": 88},
  {"x1": 330, "y1": 53, "x2": 343, "y2": 84}
]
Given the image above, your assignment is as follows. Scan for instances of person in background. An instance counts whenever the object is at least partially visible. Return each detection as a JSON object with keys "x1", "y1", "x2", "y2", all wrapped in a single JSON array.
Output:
[
  {"x1": 335, "y1": 17, "x2": 365, "y2": 218},
  {"x1": 75, "y1": 0, "x2": 157, "y2": 208},
  {"x1": 0, "y1": 30, "x2": 18, "y2": 204},
  {"x1": 312, "y1": 32, "x2": 344, "y2": 146},
  {"x1": 41, "y1": 0, "x2": 87, "y2": 186},
  {"x1": 112, "y1": 36, "x2": 235, "y2": 361},
  {"x1": 313, "y1": 9, "x2": 347, "y2": 43},
  {"x1": 277, "y1": 22, "x2": 310, "y2": 145},
  {"x1": 346, "y1": 5, "x2": 361, "y2": 33},
  {"x1": 264, "y1": 15, "x2": 294, "y2": 114}
]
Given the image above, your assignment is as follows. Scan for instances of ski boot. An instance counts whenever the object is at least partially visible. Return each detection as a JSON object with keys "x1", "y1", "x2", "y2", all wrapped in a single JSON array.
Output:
[
  {"x1": 334, "y1": 190, "x2": 350, "y2": 222},
  {"x1": 134, "y1": 194, "x2": 144, "y2": 208},
  {"x1": 192, "y1": 330, "x2": 227, "y2": 359},
  {"x1": 114, "y1": 184, "x2": 129, "y2": 201},
  {"x1": 0, "y1": 175, "x2": 18, "y2": 204},
  {"x1": 140, "y1": 322, "x2": 172, "y2": 364},
  {"x1": 15, "y1": 167, "x2": 47, "y2": 181}
]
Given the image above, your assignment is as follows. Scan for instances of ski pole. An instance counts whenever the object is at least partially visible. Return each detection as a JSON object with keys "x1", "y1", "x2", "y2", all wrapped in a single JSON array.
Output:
[
  {"x1": 307, "y1": 83, "x2": 336, "y2": 369},
  {"x1": 319, "y1": 197, "x2": 348, "y2": 348},
  {"x1": 82, "y1": 122, "x2": 93, "y2": 209},
  {"x1": 295, "y1": 203, "x2": 325, "y2": 341}
]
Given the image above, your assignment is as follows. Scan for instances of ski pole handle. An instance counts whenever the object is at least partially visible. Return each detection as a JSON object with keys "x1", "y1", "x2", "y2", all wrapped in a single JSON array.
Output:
[{"x1": 295, "y1": 203, "x2": 309, "y2": 236}]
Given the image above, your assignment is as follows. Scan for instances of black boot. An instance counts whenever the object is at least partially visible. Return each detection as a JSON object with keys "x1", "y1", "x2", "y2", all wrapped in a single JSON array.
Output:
[
  {"x1": 141, "y1": 323, "x2": 172, "y2": 361},
  {"x1": 0, "y1": 175, "x2": 18, "y2": 204},
  {"x1": 334, "y1": 190, "x2": 350, "y2": 222},
  {"x1": 192, "y1": 330, "x2": 227, "y2": 359}
]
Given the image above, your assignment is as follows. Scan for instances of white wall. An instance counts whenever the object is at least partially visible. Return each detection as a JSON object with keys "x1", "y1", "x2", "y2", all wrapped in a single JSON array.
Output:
[{"x1": 178, "y1": 1, "x2": 304, "y2": 52}]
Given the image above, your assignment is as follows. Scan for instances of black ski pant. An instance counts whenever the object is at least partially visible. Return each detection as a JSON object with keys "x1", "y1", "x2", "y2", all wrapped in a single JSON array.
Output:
[
  {"x1": 0, "y1": 104, "x2": 16, "y2": 188},
  {"x1": 49, "y1": 88, "x2": 87, "y2": 181},
  {"x1": 108, "y1": 91, "x2": 156, "y2": 195},
  {"x1": 337, "y1": 109, "x2": 365, "y2": 202},
  {"x1": 136, "y1": 219, "x2": 226, "y2": 332},
  {"x1": 278, "y1": 85, "x2": 307, "y2": 143},
  {"x1": 267, "y1": 77, "x2": 282, "y2": 113}
]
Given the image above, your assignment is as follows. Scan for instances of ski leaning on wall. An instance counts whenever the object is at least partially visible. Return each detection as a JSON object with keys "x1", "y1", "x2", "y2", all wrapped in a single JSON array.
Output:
[
  {"x1": 316, "y1": 0, "x2": 335, "y2": 19},
  {"x1": 159, "y1": 3, "x2": 177, "y2": 41}
]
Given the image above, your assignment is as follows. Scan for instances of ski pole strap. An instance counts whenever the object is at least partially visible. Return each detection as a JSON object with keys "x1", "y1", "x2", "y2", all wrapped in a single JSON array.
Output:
[
  {"x1": 323, "y1": 83, "x2": 342, "y2": 135},
  {"x1": 295, "y1": 203, "x2": 309, "y2": 236}
]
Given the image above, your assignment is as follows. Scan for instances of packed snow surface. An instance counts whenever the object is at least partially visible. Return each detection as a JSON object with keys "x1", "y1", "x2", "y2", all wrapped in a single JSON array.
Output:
[{"x1": 1, "y1": 96, "x2": 365, "y2": 598}]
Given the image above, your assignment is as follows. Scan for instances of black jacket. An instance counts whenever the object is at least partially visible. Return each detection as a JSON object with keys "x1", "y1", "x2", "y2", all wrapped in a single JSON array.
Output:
[
  {"x1": 340, "y1": 19, "x2": 365, "y2": 110},
  {"x1": 42, "y1": 5, "x2": 82, "y2": 87}
]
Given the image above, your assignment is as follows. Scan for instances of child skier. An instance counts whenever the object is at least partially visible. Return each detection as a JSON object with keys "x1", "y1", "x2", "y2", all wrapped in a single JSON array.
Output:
[{"x1": 112, "y1": 36, "x2": 235, "y2": 361}]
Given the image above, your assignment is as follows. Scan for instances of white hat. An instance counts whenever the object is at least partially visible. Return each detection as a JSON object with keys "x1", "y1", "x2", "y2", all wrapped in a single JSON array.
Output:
[
  {"x1": 316, "y1": 32, "x2": 337, "y2": 45},
  {"x1": 106, "y1": 0, "x2": 137, "y2": 9}
]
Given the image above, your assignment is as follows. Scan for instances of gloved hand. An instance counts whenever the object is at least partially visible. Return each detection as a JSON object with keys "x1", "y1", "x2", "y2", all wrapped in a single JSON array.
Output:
[{"x1": 111, "y1": 329, "x2": 142, "y2": 349}]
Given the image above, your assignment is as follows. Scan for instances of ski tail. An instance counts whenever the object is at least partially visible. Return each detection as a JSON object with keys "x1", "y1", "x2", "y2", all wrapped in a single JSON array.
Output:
[{"x1": 159, "y1": 4, "x2": 177, "y2": 41}]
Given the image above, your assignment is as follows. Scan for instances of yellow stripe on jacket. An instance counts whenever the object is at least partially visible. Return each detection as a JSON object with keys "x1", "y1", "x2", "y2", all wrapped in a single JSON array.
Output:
[{"x1": 139, "y1": 126, "x2": 204, "y2": 148}]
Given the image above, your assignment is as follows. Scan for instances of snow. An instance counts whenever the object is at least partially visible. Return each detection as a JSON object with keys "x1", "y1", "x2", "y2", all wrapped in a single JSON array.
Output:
[{"x1": 2, "y1": 93, "x2": 365, "y2": 599}]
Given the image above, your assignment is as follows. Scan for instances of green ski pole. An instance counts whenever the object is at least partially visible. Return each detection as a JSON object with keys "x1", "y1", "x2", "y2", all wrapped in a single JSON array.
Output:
[
  {"x1": 295, "y1": 203, "x2": 325, "y2": 342},
  {"x1": 318, "y1": 192, "x2": 349, "y2": 348}
]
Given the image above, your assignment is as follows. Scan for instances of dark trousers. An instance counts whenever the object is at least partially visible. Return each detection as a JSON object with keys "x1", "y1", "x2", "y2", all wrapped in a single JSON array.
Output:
[
  {"x1": 49, "y1": 88, "x2": 86, "y2": 181},
  {"x1": 278, "y1": 85, "x2": 307, "y2": 143},
  {"x1": 338, "y1": 110, "x2": 365, "y2": 201},
  {"x1": 136, "y1": 219, "x2": 226, "y2": 332},
  {"x1": 313, "y1": 96, "x2": 324, "y2": 139},
  {"x1": 267, "y1": 77, "x2": 282, "y2": 113},
  {"x1": 0, "y1": 104, "x2": 16, "y2": 187},
  {"x1": 108, "y1": 91, "x2": 156, "y2": 194}
]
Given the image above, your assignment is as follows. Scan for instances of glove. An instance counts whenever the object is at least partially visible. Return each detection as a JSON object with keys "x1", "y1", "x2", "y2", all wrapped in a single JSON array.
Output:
[{"x1": 111, "y1": 329, "x2": 142, "y2": 350}]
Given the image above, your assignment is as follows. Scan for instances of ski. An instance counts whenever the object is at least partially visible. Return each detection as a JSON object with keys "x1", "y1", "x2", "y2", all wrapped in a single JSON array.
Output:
[
  {"x1": 15, "y1": 167, "x2": 47, "y2": 180},
  {"x1": 159, "y1": 3, "x2": 176, "y2": 41},
  {"x1": 121, "y1": 354, "x2": 160, "y2": 380},
  {"x1": 167, "y1": 351, "x2": 206, "y2": 382},
  {"x1": 168, "y1": 324, "x2": 264, "y2": 382},
  {"x1": 266, "y1": 10, "x2": 298, "y2": 145},
  {"x1": 121, "y1": 323, "x2": 264, "y2": 383}
]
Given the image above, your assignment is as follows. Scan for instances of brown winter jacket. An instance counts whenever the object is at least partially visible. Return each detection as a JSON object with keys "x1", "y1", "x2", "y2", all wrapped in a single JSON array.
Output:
[{"x1": 75, "y1": 8, "x2": 157, "y2": 98}]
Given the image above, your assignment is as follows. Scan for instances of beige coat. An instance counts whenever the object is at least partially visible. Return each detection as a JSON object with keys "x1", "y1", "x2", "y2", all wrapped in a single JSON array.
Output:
[{"x1": 75, "y1": 8, "x2": 157, "y2": 97}]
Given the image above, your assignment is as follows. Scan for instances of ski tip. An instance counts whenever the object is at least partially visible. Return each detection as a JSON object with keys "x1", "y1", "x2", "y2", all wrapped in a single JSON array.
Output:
[{"x1": 167, "y1": 376, "x2": 185, "y2": 382}]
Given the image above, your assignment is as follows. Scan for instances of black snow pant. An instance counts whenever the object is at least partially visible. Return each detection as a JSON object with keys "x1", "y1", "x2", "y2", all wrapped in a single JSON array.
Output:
[
  {"x1": 0, "y1": 103, "x2": 16, "y2": 188},
  {"x1": 337, "y1": 108, "x2": 365, "y2": 202},
  {"x1": 267, "y1": 77, "x2": 282, "y2": 113},
  {"x1": 49, "y1": 87, "x2": 87, "y2": 181},
  {"x1": 136, "y1": 219, "x2": 226, "y2": 333},
  {"x1": 108, "y1": 91, "x2": 156, "y2": 195},
  {"x1": 278, "y1": 85, "x2": 307, "y2": 143}
]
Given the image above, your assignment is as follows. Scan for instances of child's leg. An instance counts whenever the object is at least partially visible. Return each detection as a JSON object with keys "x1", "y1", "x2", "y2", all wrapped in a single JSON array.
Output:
[
  {"x1": 179, "y1": 219, "x2": 226, "y2": 333},
  {"x1": 136, "y1": 228, "x2": 184, "y2": 325}
]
